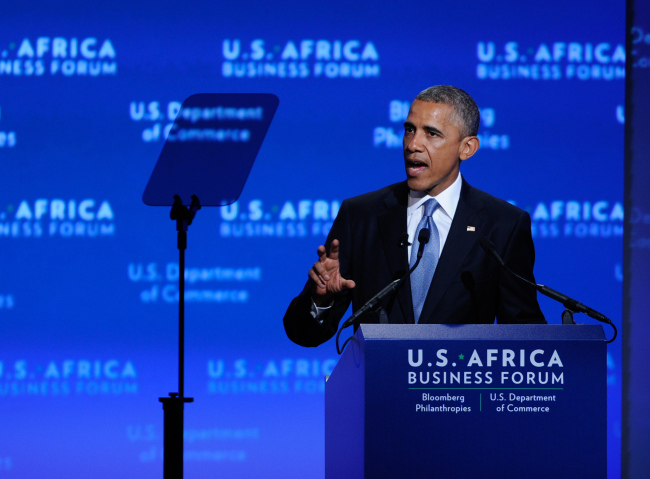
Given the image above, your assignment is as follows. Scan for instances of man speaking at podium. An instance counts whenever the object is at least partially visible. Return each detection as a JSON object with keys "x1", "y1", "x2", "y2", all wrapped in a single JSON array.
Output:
[{"x1": 284, "y1": 85, "x2": 546, "y2": 347}]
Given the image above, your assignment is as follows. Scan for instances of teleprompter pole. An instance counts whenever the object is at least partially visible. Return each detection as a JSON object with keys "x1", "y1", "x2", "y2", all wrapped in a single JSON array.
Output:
[{"x1": 159, "y1": 194, "x2": 200, "y2": 479}]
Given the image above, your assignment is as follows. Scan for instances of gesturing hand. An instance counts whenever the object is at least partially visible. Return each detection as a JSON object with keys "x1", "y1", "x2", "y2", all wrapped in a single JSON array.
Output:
[{"x1": 308, "y1": 239, "x2": 356, "y2": 306}]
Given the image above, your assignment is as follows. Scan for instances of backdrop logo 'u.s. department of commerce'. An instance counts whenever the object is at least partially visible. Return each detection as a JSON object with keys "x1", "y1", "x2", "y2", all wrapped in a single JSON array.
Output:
[
  {"x1": 0, "y1": 37, "x2": 116, "y2": 77},
  {"x1": 0, "y1": 199, "x2": 115, "y2": 238},
  {"x1": 0, "y1": 359, "x2": 138, "y2": 396},
  {"x1": 217, "y1": 198, "x2": 339, "y2": 238},
  {"x1": 129, "y1": 100, "x2": 181, "y2": 143},
  {"x1": 476, "y1": 41, "x2": 625, "y2": 81},
  {"x1": 128, "y1": 425, "x2": 259, "y2": 465},
  {"x1": 128, "y1": 261, "x2": 260, "y2": 304},
  {"x1": 207, "y1": 357, "x2": 337, "y2": 395},
  {"x1": 129, "y1": 99, "x2": 264, "y2": 143},
  {"x1": 374, "y1": 100, "x2": 509, "y2": 151},
  {"x1": 523, "y1": 199, "x2": 624, "y2": 239},
  {"x1": 221, "y1": 39, "x2": 380, "y2": 79}
]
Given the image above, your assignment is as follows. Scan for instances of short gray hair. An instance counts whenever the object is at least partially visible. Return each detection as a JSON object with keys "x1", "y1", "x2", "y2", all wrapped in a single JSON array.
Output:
[{"x1": 415, "y1": 85, "x2": 480, "y2": 138}]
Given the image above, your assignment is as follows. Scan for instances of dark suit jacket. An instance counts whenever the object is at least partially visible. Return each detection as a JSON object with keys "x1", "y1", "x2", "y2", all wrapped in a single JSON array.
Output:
[{"x1": 283, "y1": 178, "x2": 546, "y2": 347}]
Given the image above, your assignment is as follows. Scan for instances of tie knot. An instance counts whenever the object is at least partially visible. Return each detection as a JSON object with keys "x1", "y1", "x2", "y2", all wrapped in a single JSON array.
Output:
[{"x1": 422, "y1": 198, "x2": 439, "y2": 218}]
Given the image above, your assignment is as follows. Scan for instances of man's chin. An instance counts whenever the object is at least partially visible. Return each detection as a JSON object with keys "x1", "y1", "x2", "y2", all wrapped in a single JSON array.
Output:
[{"x1": 406, "y1": 177, "x2": 430, "y2": 192}]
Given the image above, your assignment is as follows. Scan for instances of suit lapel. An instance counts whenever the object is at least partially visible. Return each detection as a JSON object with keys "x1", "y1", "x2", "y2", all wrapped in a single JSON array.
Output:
[
  {"x1": 377, "y1": 183, "x2": 413, "y2": 323},
  {"x1": 418, "y1": 179, "x2": 484, "y2": 323}
]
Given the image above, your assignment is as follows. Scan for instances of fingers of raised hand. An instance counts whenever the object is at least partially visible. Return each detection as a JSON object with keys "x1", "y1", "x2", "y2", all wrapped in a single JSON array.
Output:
[
  {"x1": 329, "y1": 239, "x2": 340, "y2": 260},
  {"x1": 310, "y1": 240, "x2": 342, "y2": 293},
  {"x1": 308, "y1": 268, "x2": 327, "y2": 290},
  {"x1": 317, "y1": 244, "x2": 329, "y2": 261},
  {"x1": 311, "y1": 259, "x2": 331, "y2": 283}
]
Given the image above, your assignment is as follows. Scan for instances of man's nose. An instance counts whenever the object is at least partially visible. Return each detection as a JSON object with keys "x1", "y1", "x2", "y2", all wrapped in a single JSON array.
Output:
[{"x1": 405, "y1": 131, "x2": 423, "y2": 151}]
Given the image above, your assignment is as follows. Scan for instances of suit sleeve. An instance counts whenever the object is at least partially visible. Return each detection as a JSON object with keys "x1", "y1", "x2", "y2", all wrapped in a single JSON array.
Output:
[
  {"x1": 496, "y1": 211, "x2": 547, "y2": 324},
  {"x1": 283, "y1": 200, "x2": 355, "y2": 347}
]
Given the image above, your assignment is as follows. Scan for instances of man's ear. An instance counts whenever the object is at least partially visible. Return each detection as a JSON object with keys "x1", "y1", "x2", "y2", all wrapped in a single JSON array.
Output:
[{"x1": 459, "y1": 136, "x2": 480, "y2": 161}]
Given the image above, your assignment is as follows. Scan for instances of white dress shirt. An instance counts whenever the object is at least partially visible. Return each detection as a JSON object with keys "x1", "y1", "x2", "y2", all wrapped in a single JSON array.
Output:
[{"x1": 406, "y1": 172, "x2": 463, "y2": 258}]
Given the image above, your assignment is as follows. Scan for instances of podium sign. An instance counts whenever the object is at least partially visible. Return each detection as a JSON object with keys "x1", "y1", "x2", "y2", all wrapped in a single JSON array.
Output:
[{"x1": 325, "y1": 324, "x2": 606, "y2": 479}]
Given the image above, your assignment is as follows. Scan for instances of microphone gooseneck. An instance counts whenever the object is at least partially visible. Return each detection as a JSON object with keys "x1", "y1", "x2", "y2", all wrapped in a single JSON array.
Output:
[
  {"x1": 336, "y1": 229, "x2": 432, "y2": 353},
  {"x1": 479, "y1": 237, "x2": 617, "y2": 343}
]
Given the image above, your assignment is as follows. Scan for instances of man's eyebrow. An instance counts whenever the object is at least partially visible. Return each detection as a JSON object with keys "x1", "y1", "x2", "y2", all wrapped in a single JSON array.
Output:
[
  {"x1": 403, "y1": 121, "x2": 444, "y2": 136},
  {"x1": 423, "y1": 125, "x2": 443, "y2": 136}
]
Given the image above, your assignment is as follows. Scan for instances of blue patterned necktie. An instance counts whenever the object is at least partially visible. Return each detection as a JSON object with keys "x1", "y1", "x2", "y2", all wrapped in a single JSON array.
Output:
[{"x1": 410, "y1": 198, "x2": 440, "y2": 323}]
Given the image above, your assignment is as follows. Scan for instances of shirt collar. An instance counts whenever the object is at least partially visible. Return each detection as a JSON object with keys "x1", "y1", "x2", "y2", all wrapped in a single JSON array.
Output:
[{"x1": 407, "y1": 172, "x2": 463, "y2": 220}]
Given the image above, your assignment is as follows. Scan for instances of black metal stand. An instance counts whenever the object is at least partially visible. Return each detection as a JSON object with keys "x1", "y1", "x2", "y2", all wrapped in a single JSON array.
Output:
[
  {"x1": 562, "y1": 309, "x2": 576, "y2": 325},
  {"x1": 158, "y1": 194, "x2": 201, "y2": 479}
]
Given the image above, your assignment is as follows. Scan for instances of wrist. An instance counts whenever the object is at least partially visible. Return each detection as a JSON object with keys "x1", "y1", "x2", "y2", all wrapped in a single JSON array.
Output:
[{"x1": 312, "y1": 294, "x2": 332, "y2": 308}]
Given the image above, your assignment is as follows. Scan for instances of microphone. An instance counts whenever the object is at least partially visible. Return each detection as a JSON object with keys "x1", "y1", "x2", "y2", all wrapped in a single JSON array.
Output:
[
  {"x1": 415, "y1": 228, "x2": 431, "y2": 261},
  {"x1": 479, "y1": 237, "x2": 616, "y2": 342},
  {"x1": 336, "y1": 229, "x2": 431, "y2": 353},
  {"x1": 479, "y1": 237, "x2": 505, "y2": 267}
]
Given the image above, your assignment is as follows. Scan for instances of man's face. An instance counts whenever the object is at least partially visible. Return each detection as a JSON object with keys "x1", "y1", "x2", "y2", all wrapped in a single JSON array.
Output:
[{"x1": 403, "y1": 100, "x2": 477, "y2": 195}]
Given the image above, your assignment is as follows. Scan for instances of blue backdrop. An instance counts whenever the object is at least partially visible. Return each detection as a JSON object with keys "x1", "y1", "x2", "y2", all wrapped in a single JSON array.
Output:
[
  {"x1": 0, "y1": 1, "x2": 624, "y2": 477},
  {"x1": 623, "y1": 0, "x2": 650, "y2": 475}
]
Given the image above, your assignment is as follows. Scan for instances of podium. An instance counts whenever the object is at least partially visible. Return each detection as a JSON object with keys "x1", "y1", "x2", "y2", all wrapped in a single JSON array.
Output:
[{"x1": 325, "y1": 324, "x2": 606, "y2": 478}]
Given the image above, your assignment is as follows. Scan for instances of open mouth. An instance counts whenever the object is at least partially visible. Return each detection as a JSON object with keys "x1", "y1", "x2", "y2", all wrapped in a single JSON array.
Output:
[{"x1": 406, "y1": 159, "x2": 428, "y2": 175}]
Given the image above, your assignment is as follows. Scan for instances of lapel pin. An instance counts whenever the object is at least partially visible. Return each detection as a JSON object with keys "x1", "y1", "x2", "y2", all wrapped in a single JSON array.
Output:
[{"x1": 467, "y1": 226, "x2": 476, "y2": 232}]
